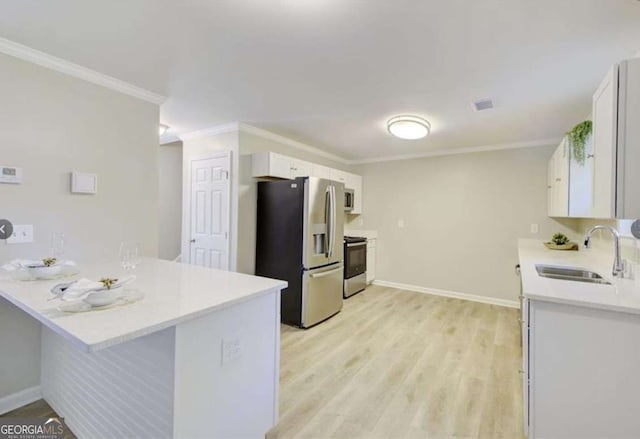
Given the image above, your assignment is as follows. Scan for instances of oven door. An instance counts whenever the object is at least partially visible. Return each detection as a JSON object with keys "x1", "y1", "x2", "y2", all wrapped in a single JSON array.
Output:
[{"x1": 344, "y1": 241, "x2": 367, "y2": 279}]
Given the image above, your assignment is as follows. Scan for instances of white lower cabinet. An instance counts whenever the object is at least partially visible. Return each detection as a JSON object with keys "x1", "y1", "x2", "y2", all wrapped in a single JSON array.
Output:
[
  {"x1": 366, "y1": 238, "x2": 376, "y2": 284},
  {"x1": 524, "y1": 299, "x2": 640, "y2": 438}
]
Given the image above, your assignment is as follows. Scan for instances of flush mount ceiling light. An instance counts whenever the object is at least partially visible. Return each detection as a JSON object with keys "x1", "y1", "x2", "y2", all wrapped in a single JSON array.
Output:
[
  {"x1": 387, "y1": 115, "x2": 431, "y2": 140},
  {"x1": 159, "y1": 124, "x2": 169, "y2": 136}
]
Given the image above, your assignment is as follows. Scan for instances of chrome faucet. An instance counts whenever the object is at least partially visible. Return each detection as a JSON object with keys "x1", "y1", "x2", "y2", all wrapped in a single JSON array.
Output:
[{"x1": 584, "y1": 225, "x2": 625, "y2": 278}]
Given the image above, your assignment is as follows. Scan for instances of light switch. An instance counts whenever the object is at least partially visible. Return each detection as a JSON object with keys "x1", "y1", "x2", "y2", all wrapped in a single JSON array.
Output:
[
  {"x1": 398, "y1": 219, "x2": 405, "y2": 228},
  {"x1": 530, "y1": 224, "x2": 539, "y2": 234},
  {"x1": 6, "y1": 224, "x2": 33, "y2": 244},
  {"x1": 71, "y1": 172, "x2": 98, "y2": 194}
]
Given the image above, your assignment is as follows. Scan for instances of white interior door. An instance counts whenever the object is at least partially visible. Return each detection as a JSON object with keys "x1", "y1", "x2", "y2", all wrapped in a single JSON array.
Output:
[{"x1": 189, "y1": 154, "x2": 230, "y2": 270}]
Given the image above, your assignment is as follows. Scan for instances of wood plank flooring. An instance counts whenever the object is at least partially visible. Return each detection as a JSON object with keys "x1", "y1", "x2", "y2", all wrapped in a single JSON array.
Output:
[
  {"x1": 2, "y1": 285, "x2": 523, "y2": 439},
  {"x1": 269, "y1": 285, "x2": 524, "y2": 439}
]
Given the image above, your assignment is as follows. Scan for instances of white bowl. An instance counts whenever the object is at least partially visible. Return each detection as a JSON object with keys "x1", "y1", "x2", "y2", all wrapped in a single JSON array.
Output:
[
  {"x1": 27, "y1": 264, "x2": 62, "y2": 279},
  {"x1": 84, "y1": 286, "x2": 123, "y2": 307}
]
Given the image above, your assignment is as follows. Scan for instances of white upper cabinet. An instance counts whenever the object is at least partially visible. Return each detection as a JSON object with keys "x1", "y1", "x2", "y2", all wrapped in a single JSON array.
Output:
[
  {"x1": 290, "y1": 158, "x2": 312, "y2": 178},
  {"x1": 548, "y1": 57, "x2": 640, "y2": 219},
  {"x1": 616, "y1": 58, "x2": 640, "y2": 218},
  {"x1": 547, "y1": 141, "x2": 569, "y2": 217},
  {"x1": 329, "y1": 168, "x2": 348, "y2": 184},
  {"x1": 311, "y1": 164, "x2": 332, "y2": 179},
  {"x1": 251, "y1": 152, "x2": 312, "y2": 180},
  {"x1": 591, "y1": 65, "x2": 618, "y2": 219},
  {"x1": 251, "y1": 151, "x2": 364, "y2": 214}
]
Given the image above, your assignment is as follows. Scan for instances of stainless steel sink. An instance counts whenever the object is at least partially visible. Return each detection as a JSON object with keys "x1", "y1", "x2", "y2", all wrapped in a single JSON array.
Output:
[{"x1": 535, "y1": 264, "x2": 611, "y2": 285}]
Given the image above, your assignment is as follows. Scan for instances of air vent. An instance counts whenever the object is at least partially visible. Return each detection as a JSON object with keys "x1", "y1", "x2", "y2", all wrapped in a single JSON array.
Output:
[{"x1": 472, "y1": 98, "x2": 494, "y2": 112}]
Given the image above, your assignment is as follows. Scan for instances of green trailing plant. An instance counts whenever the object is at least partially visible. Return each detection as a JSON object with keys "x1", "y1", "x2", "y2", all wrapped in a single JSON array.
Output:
[
  {"x1": 551, "y1": 233, "x2": 570, "y2": 246},
  {"x1": 566, "y1": 120, "x2": 592, "y2": 166}
]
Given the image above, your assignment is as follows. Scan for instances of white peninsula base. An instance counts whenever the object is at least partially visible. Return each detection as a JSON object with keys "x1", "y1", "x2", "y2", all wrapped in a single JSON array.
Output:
[{"x1": 41, "y1": 290, "x2": 280, "y2": 439}]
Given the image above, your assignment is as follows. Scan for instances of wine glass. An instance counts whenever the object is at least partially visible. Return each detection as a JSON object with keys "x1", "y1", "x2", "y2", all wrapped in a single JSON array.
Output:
[
  {"x1": 50, "y1": 232, "x2": 65, "y2": 259},
  {"x1": 119, "y1": 242, "x2": 141, "y2": 273}
]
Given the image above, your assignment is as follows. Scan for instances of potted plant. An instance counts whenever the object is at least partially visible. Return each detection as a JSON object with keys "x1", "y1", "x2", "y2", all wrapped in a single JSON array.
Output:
[{"x1": 566, "y1": 120, "x2": 592, "y2": 165}]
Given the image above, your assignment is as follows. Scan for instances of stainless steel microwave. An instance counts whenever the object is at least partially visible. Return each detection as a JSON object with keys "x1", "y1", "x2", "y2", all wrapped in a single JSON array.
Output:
[{"x1": 344, "y1": 188, "x2": 355, "y2": 212}]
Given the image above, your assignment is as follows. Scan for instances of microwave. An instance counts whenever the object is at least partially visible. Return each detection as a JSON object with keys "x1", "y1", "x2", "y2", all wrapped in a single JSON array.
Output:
[{"x1": 344, "y1": 188, "x2": 355, "y2": 212}]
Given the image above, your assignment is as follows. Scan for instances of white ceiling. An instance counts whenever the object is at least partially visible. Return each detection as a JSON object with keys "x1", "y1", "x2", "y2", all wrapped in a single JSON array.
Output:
[{"x1": 1, "y1": 0, "x2": 639, "y2": 161}]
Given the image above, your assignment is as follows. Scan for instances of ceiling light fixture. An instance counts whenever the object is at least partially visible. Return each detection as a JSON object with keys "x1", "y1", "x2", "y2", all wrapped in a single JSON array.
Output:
[
  {"x1": 387, "y1": 115, "x2": 431, "y2": 140},
  {"x1": 159, "y1": 124, "x2": 169, "y2": 136}
]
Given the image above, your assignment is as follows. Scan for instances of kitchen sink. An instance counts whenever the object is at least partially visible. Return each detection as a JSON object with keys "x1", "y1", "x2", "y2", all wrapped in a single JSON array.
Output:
[{"x1": 535, "y1": 264, "x2": 611, "y2": 285}]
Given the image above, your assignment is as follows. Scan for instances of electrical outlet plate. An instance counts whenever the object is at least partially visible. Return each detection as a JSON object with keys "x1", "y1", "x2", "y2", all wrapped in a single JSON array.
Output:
[
  {"x1": 6, "y1": 224, "x2": 33, "y2": 244},
  {"x1": 221, "y1": 336, "x2": 242, "y2": 365}
]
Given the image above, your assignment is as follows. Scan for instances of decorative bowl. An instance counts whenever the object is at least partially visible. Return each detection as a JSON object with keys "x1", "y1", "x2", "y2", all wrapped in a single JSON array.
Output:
[
  {"x1": 27, "y1": 264, "x2": 62, "y2": 279},
  {"x1": 84, "y1": 286, "x2": 123, "y2": 307}
]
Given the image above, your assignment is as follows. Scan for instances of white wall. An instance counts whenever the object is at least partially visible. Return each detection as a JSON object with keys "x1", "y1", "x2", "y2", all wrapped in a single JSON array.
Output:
[
  {"x1": 0, "y1": 53, "x2": 159, "y2": 399},
  {"x1": 351, "y1": 145, "x2": 579, "y2": 303},
  {"x1": 159, "y1": 141, "x2": 183, "y2": 260}
]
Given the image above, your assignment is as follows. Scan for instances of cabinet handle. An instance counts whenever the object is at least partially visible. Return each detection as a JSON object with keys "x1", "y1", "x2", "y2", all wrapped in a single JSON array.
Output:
[
  {"x1": 190, "y1": 239, "x2": 196, "y2": 243},
  {"x1": 587, "y1": 154, "x2": 595, "y2": 159},
  {"x1": 518, "y1": 369, "x2": 525, "y2": 374},
  {"x1": 555, "y1": 178, "x2": 562, "y2": 182}
]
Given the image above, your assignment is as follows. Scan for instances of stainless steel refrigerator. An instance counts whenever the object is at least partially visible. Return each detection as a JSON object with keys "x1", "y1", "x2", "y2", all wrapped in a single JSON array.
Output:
[{"x1": 256, "y1": 177, "x2": 344, "y2": 328}]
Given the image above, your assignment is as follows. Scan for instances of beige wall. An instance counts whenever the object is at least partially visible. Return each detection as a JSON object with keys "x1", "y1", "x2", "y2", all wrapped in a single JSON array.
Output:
[
  {"x1": 159, "y1": 142, "x2": 183, "y2": 260},
  {"x1": 237, "y1": 131, "x2": 350, "y2": 274},
  {"x1": 351, "y1": 145, "x2": 579, "y2": 303},
  {"x1": 0, "y1": 53, "x2": 159, "y2": 398}
]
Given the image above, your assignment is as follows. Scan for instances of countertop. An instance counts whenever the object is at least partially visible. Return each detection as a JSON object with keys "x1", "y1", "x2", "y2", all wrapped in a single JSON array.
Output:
[
  {"x1": 345, "y1": 229, "x2": 377, "y2": 240},
  {"x1": 518, "y1": 239, "x2": 640, "y2": 315},
  {"x1": 0, "y1": 258, "x2": 287, "y2": 352}
]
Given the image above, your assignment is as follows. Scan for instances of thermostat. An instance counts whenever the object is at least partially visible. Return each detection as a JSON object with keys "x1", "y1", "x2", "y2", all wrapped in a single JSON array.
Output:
[{"x1": 0, "y1": 166, "x2": 22, "y2": 184}]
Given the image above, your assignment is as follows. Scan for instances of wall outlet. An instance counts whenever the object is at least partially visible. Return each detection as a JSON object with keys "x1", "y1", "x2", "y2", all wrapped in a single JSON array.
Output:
[
  {"x1": 357, "y1": 218, "x2": 364, "y2": 226},
  {"x1": 221, "y1": 336, "x2": 242, "y2": 365},
  {"x1": 530, "y1": 223, "x2": 539, "y2": 234},
  {"x1": 6, "y1": 224, "x2": 33, "y2": 244}
]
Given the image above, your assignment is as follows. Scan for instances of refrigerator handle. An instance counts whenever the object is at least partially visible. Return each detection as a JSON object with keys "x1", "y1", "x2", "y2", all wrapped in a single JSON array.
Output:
[
  {"x1": 330, "y1": 184, "x2": 336, "y2": 260},
  {"x1": 325, "y1": 186, "x2": 331, "y2": 258}
]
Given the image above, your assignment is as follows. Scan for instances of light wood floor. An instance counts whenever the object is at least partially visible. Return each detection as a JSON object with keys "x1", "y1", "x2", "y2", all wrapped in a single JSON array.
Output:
[
  {"x1": 3, "y1": 286, "x2": 524, "y2": 439},
  {"x1": 269, "y1": 285, "x2": 525, "y2": 439},
  {"x1": 2, "y1": 399, "x2": 76, "y2": 439}
]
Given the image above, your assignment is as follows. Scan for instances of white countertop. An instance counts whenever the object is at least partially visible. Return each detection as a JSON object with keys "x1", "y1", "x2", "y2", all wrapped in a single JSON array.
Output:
[
  {"x1": 518, "y1": 239, "x2": 640, "y2": 315},
  {"x1": 0, "y1": 258, "x2": 286, "y2": 352},
  {"x1": 345, "y1": 229, "x2": 377, "y2": 240}
]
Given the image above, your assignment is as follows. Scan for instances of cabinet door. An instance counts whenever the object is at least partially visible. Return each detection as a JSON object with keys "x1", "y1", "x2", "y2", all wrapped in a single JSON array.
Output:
[
  {"x1": 591, "y1": 65, "x2": 618, "y2": 219},
  {"x1": 555, "y1": 142, "x2": 569, "y2": 216},
  {"x1": 330, "y1": 169, "x2": 348, "y2": 185},
  {"x1": 311, "y1": 164, "x2": 332, "y2": 179},
  {"x1": 547, "y1": 157, "x2": 555, "y2": 216},
  {"x1": 290, "y1": 158, "x2": 312, "y2": 178},
  {"x1": 366, "y1": 240, "x2": 376, "y2": 284},
  {"x1": 270, "y1": 153, "x2": 294, "y2": 179}
]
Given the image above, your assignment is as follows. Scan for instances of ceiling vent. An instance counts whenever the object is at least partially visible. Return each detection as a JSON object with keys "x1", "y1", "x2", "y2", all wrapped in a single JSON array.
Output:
[{"x1": 472, "y1": 98, "x2": 494, "y2": 112}]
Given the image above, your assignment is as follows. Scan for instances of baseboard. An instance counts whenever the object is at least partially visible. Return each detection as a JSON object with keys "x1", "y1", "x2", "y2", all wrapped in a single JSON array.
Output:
[
  {"x1": 0, "y1": 385, "x2": 41, "y2": 415},
  {"x1": 372, "y1": 280, "x2": 519, "y2": 309}
]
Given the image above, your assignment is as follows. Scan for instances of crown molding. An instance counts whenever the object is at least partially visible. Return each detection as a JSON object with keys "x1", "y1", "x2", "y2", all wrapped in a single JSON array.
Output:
[
  {"x1": 346, "y1": 137, "x2": 561, "y2": 164},
  {"x1": 178, "y1": 122, "x2": 241, "y2": 141},
  {"x1": 178, "y1": 121, "x2": 558, "y2": 165},
  {"x1": 237, "y1": 123, "x2": 348, "y2": 164},
  {"x1": 0, "y1": 37, "x2": 166, "y2": 105}
]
